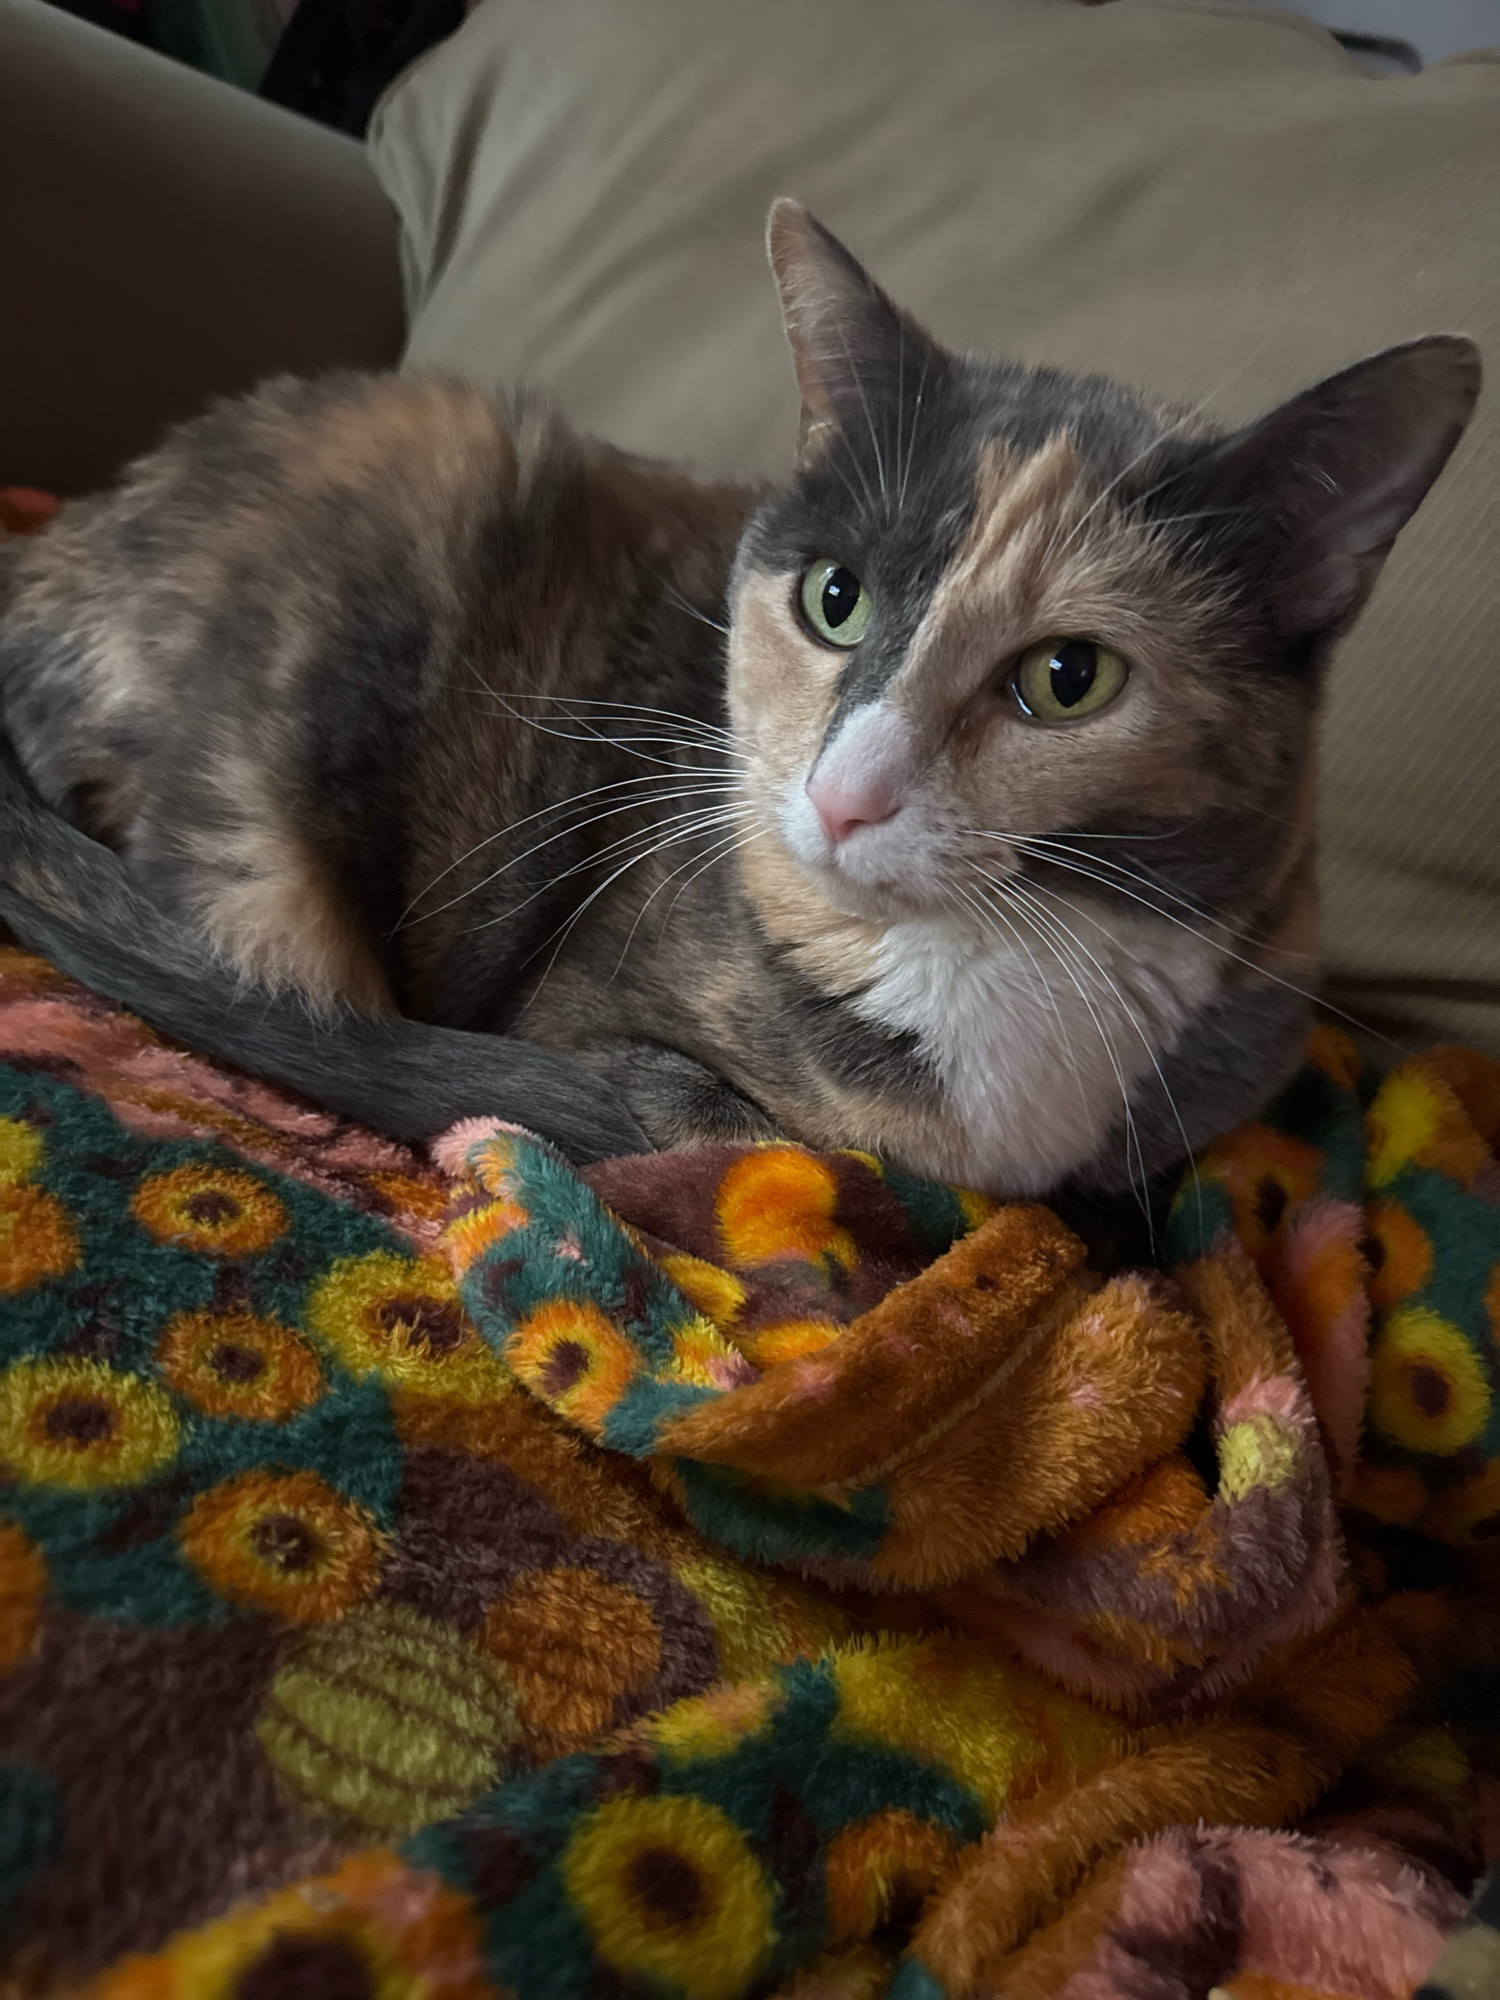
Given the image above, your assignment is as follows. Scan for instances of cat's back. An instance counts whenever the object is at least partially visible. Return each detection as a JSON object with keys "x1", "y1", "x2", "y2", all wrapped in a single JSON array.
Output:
[{"x1": 0, "y1": 375, "x2": 533, "y2": 830}]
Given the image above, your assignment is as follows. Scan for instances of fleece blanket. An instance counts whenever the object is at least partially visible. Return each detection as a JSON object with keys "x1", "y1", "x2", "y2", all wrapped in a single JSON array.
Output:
[{"x1": 0, "y1": 941, "x2": 1497, "y2": 2000}]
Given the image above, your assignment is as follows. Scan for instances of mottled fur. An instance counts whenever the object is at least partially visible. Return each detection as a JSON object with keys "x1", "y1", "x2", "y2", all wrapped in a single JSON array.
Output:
[{"x1": 0, "y1": 204, "x2": 1479, "y2": 1195}]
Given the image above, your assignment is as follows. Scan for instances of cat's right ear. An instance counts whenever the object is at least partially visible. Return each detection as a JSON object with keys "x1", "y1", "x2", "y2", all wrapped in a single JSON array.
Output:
[
  {"x1": 767, "y1": 200, "x2": 946, "y2": 464},
  {"x1": 1181, "y1": 336, "x2": 1482, "y2": 648}
]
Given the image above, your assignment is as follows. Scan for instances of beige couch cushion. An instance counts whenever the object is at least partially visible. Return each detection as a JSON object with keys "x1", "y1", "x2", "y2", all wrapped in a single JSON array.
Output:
[{"x1": 370, "y1": 0, "x2": 1500, "y2": 1055}]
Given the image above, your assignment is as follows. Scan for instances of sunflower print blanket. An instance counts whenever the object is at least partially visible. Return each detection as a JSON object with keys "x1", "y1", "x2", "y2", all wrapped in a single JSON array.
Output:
[{"x1": 0, "y1": 944, "x2": 1495, "y2": 2000}]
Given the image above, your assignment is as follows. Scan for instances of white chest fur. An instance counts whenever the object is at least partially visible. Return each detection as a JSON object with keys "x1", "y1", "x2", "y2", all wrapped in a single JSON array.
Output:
[{"x1": 851, "y1": 901, "x2": 1222, "y2": 1194}]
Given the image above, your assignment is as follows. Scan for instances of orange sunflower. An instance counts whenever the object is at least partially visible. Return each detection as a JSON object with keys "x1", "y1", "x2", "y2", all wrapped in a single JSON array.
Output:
[
  {"x1": 0, "y1": 1183, "x2": 80, "y2": 1293},
  {"x1": 825, "y1": 1809, "x2": 959, "y2": 1943},
  {"x1": 0, "y1": 1522, "x2": 47, "y2": 1669},
  {"x1": 1364, "y1": 1199, "x2": 1433, "y2": 1313},
  {"x1": 157, "y1": 1310, "x2": 324, "y2": 1421},
  {"x1": 131, "y1": 1163, "x2": 287, "y2": 1257},
  {"x1": 504, "y1": 1297, "x2": 638, "y2": 1438},
  {"x1": 178, "y1": 1469, "x2": 385, "y2": 1623}
]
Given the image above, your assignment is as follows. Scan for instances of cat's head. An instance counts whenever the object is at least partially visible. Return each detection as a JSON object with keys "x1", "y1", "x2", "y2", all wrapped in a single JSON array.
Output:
[{"x1": 727, "y1": 202, "x2": 1479, "y2": 961}]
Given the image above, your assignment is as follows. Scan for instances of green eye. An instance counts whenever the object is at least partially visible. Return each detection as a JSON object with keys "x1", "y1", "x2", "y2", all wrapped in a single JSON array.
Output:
[
  {"x1": 1013, "y1": 639, "x2": 1129, "y2": 722},
  {"x1": 800, "y1": 558, "x2": 872, "y2": 648}
]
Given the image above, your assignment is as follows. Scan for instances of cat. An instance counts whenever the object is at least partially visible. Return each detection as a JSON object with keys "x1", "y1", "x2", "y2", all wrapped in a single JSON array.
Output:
[{"x1": 0, "y1": 201, "x2": 1480, "y2": 1208}]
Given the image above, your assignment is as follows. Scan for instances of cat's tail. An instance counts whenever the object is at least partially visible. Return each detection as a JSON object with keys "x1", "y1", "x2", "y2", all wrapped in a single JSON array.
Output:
[{"x1": 0, "y1": 730, "x2": 650, "y2": 1163}]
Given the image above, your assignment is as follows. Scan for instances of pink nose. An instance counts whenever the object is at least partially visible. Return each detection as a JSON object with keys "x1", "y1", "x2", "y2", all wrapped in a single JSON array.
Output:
[{"x1": 806, "y1": 772, "x2": 901, "y2": 847}]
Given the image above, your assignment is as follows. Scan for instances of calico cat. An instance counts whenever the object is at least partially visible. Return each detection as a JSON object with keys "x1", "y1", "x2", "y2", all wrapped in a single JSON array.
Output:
[{"x1": 0, "y1": 202, "x2": 1480, "y2": 1201}]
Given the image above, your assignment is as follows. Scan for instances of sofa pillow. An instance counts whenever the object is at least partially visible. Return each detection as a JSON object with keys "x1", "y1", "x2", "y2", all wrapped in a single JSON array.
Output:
[{"x1": 369, "y1": 0, "x2": 1499, "y2": 1054}]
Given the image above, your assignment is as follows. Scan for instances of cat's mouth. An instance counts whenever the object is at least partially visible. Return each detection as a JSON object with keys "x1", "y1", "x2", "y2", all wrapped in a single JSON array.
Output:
[{"x1": 778, "y1": 781, "x2": 990, "y2": 924}]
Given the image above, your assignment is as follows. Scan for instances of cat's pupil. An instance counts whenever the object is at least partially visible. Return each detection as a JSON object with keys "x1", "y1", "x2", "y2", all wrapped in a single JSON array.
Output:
[
  {"x1": 821, "y1": 567, "x2": 862, "y2": 628},
  {"x1": 1049, "y1": 641, "x2": 1098, "y2": 708}
]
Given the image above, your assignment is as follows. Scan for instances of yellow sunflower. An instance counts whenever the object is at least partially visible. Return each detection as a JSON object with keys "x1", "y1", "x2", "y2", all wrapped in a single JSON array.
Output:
[
  {"x1": 0, "y1": 1183, "x2": 80, "y2": 1294},
  {"x1": 0, "y1": 1356, "x2": 179, "y2": 1490},
  {"x1": 0, "y1": 1115, "x2": 45, "y2": 1185},
  {"x1": 1367, "y1": 1066, "x2": 1489, "y2": 1190},
  {"x1": 178, "y1": 1469, "x2": 384, "y2": 1623},
  {"x1": 304, "y1": 1251, "x2": 506, "y2": 1403},
  {"x1": 131, "y1": 1163, "x2": 287, "y2": 1257},
  {"x1": 1370, "y1": 1308, "x2": 1493, "y2": 1457},
  {"x1": 562, "y1": 1793, "x2": 774, "y2": 2000},
  {"x1": 157, "y1": 1310, "x2": 324, "y2": 1421}
]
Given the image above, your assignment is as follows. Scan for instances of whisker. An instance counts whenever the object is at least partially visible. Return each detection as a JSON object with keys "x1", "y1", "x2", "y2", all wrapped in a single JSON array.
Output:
[
  {"x1": 458, "y1": 797, "x2": 751, "y2": 937},
  {"x1": 898, "y1": 343, "x2": 932, "y2": 515},
  {"x1": 1001, "y1": 872, "x2": 1205, "y2": 1244},
  {"x1": 1050, "y1": 348, "x2": 1269, "y2": 565},
  {"x1": 600, "y1": 809, "x2": 761, "y2": 975},
  {"x1": 954, "y1": 868, "x2": 1092, "y2": 1134},
  {"x1": 988, "y1": 872, "x2": 1154, "y2": 1227},
  {"x1": 397, "y1": 777, "x2": 743, "y2": 930},
  {"x1": 657, "y1": 580, "x2": 731, "y2": 638},
  {"x1": 836, "y1": 327, "x2": 890, "y2": 515},
  {"x1": 398, "y1": 769, "x2": 743, "y2": 927},
  {"x1": 637, "y1": 823, "x2": 770, "y2": 972},
  {"x1": 1007, "y1": 839, "x2": 1390, "y2": 1044},
  {"x1": 513, "y1": 808, "x2": 759, "y2": 1004},
  {"x1": 482, "y1": 691, "x2": 738, "y2": 746}
]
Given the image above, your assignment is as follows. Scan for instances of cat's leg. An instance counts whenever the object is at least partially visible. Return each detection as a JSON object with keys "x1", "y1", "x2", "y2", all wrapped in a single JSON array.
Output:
[{"x1": 570, "y1": 1039, "x2": 782, "y2": 1148}]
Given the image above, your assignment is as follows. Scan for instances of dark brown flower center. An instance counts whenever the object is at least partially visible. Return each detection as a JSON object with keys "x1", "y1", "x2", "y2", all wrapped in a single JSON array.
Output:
[
  {"x1": 184, "y1": 1190, "x2": 240, "y2": 1226},
  {"x1": 1409, "y1": 1364, "x2": 1451, "y2": 1418},
  {"x1": 234, "y1": 1935, "x2": 375, "y2": 2000},
  {"x1": 374, "y1": 1294, "x2": 466, "y2": 1354},
  {"x1": 210, "y1": 1342, "x2": 266, "y2": 1383},
  {"x1": 42, "y1": 1395, "x2": 114, "y2": 1446},
  {"x1": 1254, "y1": 1176, "x2": 1288, "y2": 1235},
  {"x1": 626, "y1": 1844, "x2": 705, "y2": 1926},
  {"x1": 540, "y1": 1339, "x2": 590, "y2": 1396},
  {"x1": 249, "y1": 1511, "x2": 320, "y2": 1572}
]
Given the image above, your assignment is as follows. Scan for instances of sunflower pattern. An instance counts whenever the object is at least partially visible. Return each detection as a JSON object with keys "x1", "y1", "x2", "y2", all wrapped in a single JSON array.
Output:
[
  {"x1": 3, "y1": 936, "x2": 1500, "y2": 2000},
  {"x1": 178, "y1": 1468, "x2": 386, "y2": 1623},
  {"x1": 305, "y1": 1248, "x2": 511, "y2": 1404},
  {"x1": 157, "y1": 1309, "x2": 324, "y2": 1421},
  {"x1": 0, "y1": 1355, "x2": 180, "y2": 1490},
  {"x1": 131, "y1": 1162, "x2": 288, "y2": 1257},
  {"x1": 1171, "y1": 1033, "x2": 1500, "y2": 1543}
]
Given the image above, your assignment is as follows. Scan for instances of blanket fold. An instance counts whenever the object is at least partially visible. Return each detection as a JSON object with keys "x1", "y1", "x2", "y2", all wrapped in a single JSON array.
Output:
[{"x1": 0, "y1": 947, "x2": 1494, "y2": 2000}]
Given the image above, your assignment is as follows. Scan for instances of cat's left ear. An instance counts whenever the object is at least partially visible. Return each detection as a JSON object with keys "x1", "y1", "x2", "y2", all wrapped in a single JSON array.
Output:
[
  {"x1": 1187, "y1": 337, "x2": 1481, "y2": 644},
  {"x1": 767, "y1": 199, "x2": 948, "y2": 463}
]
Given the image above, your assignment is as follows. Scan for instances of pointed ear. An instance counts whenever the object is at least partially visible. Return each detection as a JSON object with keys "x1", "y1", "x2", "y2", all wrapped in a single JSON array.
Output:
[
  {"x1": 1188, "y1": 337, "x2": 1481, "y2": 644},
  {"x1": 766, "y1": 199, "x2": 947, "y2": 462}
]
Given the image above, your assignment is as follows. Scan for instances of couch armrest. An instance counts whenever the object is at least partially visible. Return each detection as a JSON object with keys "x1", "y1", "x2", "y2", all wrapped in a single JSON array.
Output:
[{"x1": 0, "y1": 0, "x2": 406, "y2": 495}]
